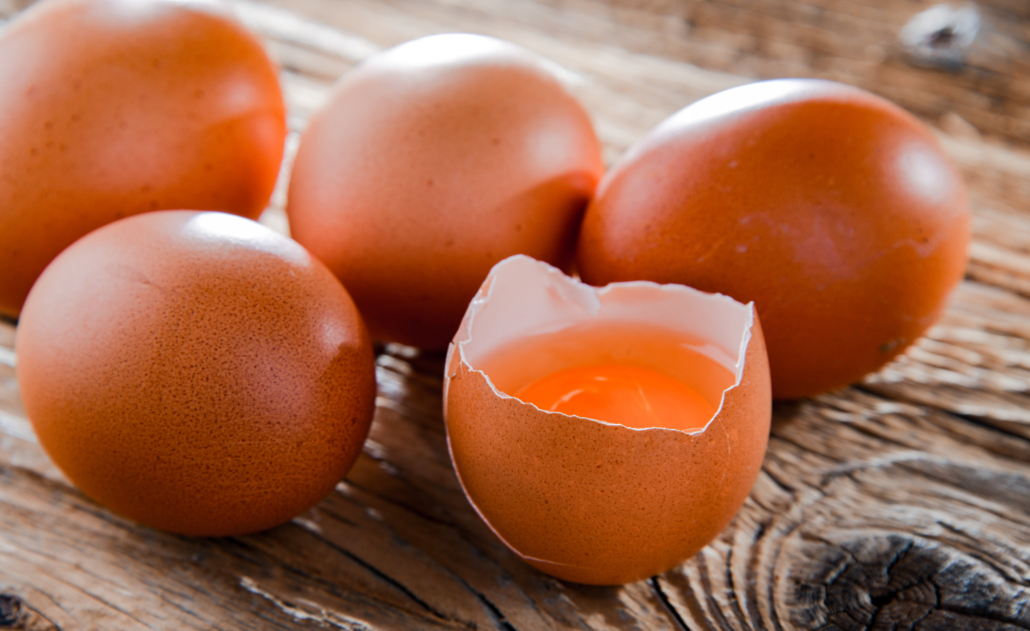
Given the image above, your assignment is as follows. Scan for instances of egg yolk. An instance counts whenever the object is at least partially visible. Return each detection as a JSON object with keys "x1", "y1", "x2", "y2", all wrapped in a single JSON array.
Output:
[{"x1": 515, "y1": 363, "x2": 714, "y2": 431}]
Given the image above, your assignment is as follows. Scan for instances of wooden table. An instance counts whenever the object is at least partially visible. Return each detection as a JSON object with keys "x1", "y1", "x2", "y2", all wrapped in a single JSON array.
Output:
[{"x1": 2, "y1": 0, "x2": 1029, "y2": 628}]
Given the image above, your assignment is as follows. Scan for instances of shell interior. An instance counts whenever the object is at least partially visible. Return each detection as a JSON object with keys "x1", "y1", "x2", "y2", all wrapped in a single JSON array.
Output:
[{"x1": 448, "y1": 254, "x2": 754, "y2": 432}]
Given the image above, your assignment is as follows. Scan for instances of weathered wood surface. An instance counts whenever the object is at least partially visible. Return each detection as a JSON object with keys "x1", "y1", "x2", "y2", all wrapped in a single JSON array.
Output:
[{"x1": 2, "y1": 0, "x2": 1030, "y2": 628}]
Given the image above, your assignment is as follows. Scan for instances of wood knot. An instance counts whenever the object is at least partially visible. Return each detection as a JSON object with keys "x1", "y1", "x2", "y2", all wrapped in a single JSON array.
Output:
[
  {"x1": 899, "y1": 4, "x2": 981, "y2": 69},
  {"x1": 787, "y1": 533, "x2": 1030, "y2": 630},
  {"x1": 0, "y1": 594, "x2": 58, "y2": 631},
  {"x1": 0, "y1": 595, "x2": 21, "y2": 627}
]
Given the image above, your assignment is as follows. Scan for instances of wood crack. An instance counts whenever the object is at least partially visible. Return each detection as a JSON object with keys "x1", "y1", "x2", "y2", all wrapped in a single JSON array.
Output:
[
  {"x1": 342, "y1": 478, "x2": 457, "y2": 530},
  {"x1": 934, "y1": 520, "x2": 1030, "y2": 587},
  {"x1": 758, "y1": 466, "x2": 797, "y2": 496},
  {"x1": 744, "y1": 519, "x2": 775, "y2": 631},
  {"x1": 768, "y1": 433, "x2": 834, "y2": 461},
  {"x1": 328, "y1": 462, "x2": 570, "y2": 629},
  {"x1": 329, "y1": 487, "x2": 532, "y2": 629},
  {"x1": 832, "y1": 417, "x2": 915, "y2": 452},
  {"x1": 307, "y1": 534, "x2": 451, "y2": 622},
  {"x1": 295, "y1": 487, "x2": 550, "y2": 630},
  {"x1": 934, "y1": 596, "x2": 1030, "y2": 631},
  {"x1": 696, "y1": 551, "x2": 735, "y2": 631},
  {"x1": 891, "y1": 461, "x2": 1030, "y2": 524},
  {"x1": 943, "y1": 408, "x2": 1030, "y2": 447},
  {"x1": 722, "y1": 533, "x2": 752, "y2": 629},
  {"x1": 649, "y1": 577, "x2": 689, "y2": 631},
  {"x1": 451, "y1": 576, "x2": 517, "y2": 631},
  {"x1": 863, "y1": 539, "x2": 915, "y2": 628}
]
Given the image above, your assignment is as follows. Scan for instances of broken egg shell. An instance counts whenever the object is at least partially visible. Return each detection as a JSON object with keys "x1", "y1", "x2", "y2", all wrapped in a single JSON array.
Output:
[{"x1": 443, "y1": 255, "x2": 771, "y2": 585}]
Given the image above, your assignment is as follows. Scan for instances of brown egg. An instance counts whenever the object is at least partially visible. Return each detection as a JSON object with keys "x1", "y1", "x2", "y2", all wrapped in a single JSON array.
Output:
[
  {"x1": 444, "y1": 255, "x2": 771, "y2": 585},
  {"x1": 16, "y1": 211, "x2": 376, "y2": 537},
  {"x1": 287, "y1": 33, "x2": 604, "y2": 350},
  {"x1": 577, "y1": 79, "x2": 970, "y2": 399},
  {"x1": 0, "y1": 0, "x2": 287, "y2": 318}
]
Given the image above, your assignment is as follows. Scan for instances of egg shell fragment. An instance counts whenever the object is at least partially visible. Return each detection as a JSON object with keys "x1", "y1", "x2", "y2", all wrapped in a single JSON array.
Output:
[
  {"x1": 16, "y1": 211, "x2": 376, "y2": 537},
  {"x1": 443, "y1": 255, "x2": 771, "y2": 585}
]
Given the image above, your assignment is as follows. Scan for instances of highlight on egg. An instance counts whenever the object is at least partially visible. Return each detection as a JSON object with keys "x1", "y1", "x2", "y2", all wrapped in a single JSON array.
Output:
[
  {"x1": 16, "y1": 211, "x2": 376, "y2": 537},
  {"x1": 0, "y1": 0, "x2": 287, "y2": 318},
  {"x1": 287, "y1": 33, "x2": 605, "y2": 350},
  {"x1": 443, "y1": 255, "x2": 772, "y2": 585},
  {"x1": 577, "y1": 78, "x2": 971, "y2": 400}
]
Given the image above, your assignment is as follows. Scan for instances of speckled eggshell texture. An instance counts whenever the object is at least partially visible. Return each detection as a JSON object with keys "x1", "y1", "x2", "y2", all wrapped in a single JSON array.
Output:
[
  {"x1": 0, "y1": 0, "x2": 287, "y2": 317},
  {"x1": 443, "y1": 256, "x2": 772, "y2": 585},
  {"x1": 16, "y1": 211, "x2": 376, "y2": 537},
  {"x1": 287, "y1": 33, "x2": 604, "y2": 350},
  {"x1": 577, "y1": 79, "x2": 971, "y2": 400}
]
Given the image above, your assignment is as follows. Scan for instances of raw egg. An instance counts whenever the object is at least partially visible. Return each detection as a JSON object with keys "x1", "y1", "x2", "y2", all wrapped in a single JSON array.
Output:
[
  {"x1": 0, "y1": 0, "x2": 287, "y2": 318},
  {"x1": 577, "y1": 79, "x2": 971, "y2": 399},
  {"x1": 443, "y1": 255, "x2": 771, "y2": 585},
  {"x1": 287, "y1": 33, "x2": 605, "y2": 350},
  {"x1": 16, "y1": 211, "x2": 376, "y2": 536}
]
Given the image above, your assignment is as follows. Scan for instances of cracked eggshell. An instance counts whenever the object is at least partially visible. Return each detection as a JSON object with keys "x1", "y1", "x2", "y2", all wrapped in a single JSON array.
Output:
[
  {"x1": 16, "y1": 211, "x2": 376, "y2": 537},
  {"x1": 443, "y1": 255, "x2": 772, "y2": 585}
]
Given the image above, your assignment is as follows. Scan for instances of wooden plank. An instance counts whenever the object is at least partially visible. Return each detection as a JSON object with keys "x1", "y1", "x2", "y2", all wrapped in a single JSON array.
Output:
[{"x1": 1, "y1": 0, "x2": 1029, "y2": 628}]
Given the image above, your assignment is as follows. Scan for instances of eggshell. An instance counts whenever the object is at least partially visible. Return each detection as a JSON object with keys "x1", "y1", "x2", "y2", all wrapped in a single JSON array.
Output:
[
  {"x1": 287, "y1": 33, "x2": 604, "y2": 350},
  {"x1": 0, "y1": 0, "x2": 287, "y2": 318},
  {"x1": 577, "y1": 79, "x2": 971, "y2": 399},
  {"x1": 443, "y1": 255, "x2": 771, "y2": 585},
  {"x1": 16, "y1": 211, "x2": 376, "y2": 536}
]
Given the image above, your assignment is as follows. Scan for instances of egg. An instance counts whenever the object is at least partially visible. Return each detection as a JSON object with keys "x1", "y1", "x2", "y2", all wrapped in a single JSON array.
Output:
[
  {"x1": 16, "y1": 211, "x2": 376, "y2": 536},
  {"x1": 0, "y1": 0, "x2": 287, "y2": 318},
  {"x1": 443, "y1": 255, "x2": 771, "y2": 585},
  {"x1": 287, "y1": 33, "x2": 605, "y2": 350},
  {"x1": 577, "y1": 79, "x2": 970, "y2": 400}
]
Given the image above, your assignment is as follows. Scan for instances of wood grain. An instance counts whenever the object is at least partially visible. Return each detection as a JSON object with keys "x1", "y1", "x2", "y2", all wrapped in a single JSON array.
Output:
[{"x1": 1, "y1": 0, "x2": 1029, "y2": 628}]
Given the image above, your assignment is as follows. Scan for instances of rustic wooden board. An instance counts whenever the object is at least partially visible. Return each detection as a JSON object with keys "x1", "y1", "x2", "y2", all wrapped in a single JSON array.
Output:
[{"x1": 2, "y1": 0, "x2": 1030, "y2": 628}]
